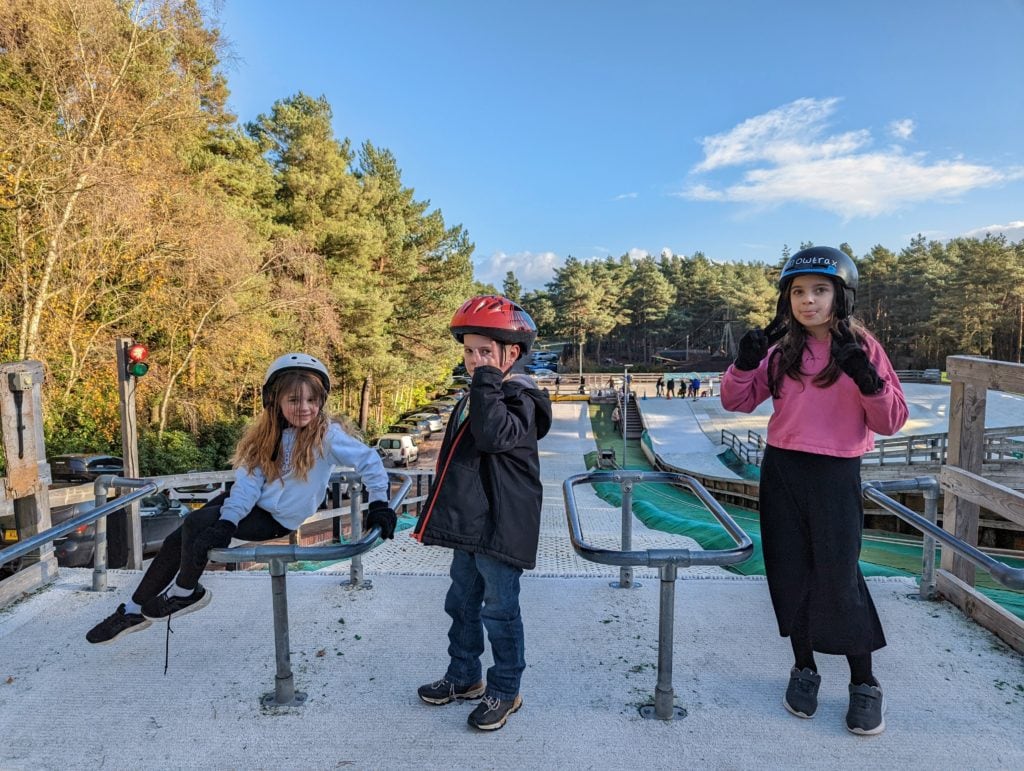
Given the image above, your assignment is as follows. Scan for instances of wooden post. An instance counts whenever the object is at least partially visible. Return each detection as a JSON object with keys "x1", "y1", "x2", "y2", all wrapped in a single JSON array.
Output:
[
  {"x1": 116, "y1": 338, "x2": 144, "y2": 569},
  {"x1": 0, "y1": 360, "x2": 58, "y2": 607},
  {"x1": 941, "y1": 358, "x2": 988, "y2": 585}
]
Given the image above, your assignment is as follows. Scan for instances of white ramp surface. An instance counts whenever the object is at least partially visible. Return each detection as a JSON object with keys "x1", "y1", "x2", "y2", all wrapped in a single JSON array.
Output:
[{"x1": 1, "y1": 399, "x2": 1022, "y2": 769}]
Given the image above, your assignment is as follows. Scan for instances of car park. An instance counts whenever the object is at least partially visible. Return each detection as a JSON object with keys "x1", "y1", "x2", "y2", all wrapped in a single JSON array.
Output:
[
  {"x1": 48, "y1": 454, "x2": 124, "y2": 482},
  {"x1": 375, "y1": 434, "x2": 419, "y2": 466},
  {"x1": 52, "y1": 492, "x2": 189, "y2": 567}
]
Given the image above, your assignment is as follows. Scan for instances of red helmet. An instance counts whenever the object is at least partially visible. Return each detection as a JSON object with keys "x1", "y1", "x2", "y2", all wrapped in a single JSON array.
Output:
[{"x1": 450, "y1": 295, "x2": 537, "y2": 359}]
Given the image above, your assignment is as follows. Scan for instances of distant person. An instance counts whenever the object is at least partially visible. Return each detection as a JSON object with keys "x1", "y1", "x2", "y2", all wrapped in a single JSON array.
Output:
[
  {"x1": 555, "y1": 375, "x2": 561, "y2": 394},
  {"x1": 611, "y1": 404, "x2": 621, "y2": 433},
  {"x1": 666, "y1": 378, "x2": 675, "y2": 399},
  {"x1": 720, "y1": 247, "x2": 908, "y2": 736},
  {"x1": 690, "y1": 376, "x2": 701, "y2": 400},
  {"x1": 413, "y1": 295, "x2": 552, "y2": 731},
  {"x1": 86, "y1": 353, "x2": 396, "y2": 644},
  {"x1": 655, "y1": 376, "x2": 664, "y2": 397}
]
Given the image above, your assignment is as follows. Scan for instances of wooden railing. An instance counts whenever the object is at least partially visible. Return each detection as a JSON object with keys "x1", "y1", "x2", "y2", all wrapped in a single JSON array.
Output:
[{"x1": 939, "y1": 356, "x2": 1024, "y2": 652}]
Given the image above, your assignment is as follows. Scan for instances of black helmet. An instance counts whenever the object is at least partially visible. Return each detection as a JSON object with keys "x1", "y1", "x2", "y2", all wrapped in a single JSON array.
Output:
[
  {"x1": 450, "y1": 295, "x2": 537, "y2": 359},
  {"x1": 779, "y1": 246, "x2": 858, "y2": 318}
]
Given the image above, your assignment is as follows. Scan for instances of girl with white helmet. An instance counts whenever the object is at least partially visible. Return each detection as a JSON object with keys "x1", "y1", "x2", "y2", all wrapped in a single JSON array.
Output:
[
  {"x1": 86, "y1": 352, "x2": 395, "y2": 645},
  {"x1": 720, "y1": 246, "x2": 908, "y2": 736}
]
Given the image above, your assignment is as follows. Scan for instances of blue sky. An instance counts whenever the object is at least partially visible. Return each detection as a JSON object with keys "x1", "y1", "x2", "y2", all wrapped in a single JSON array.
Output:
[{"x1": 217, "y1": 0, "x2": 1024, "y2": 290}]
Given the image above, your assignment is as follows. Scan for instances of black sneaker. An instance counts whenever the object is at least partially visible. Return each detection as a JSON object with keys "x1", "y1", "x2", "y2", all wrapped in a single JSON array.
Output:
[
  {"x1": 784, "y1": 666, "x2": 821, "y2": 718},
  {"x1": 846, "y1": 682, "x2": 886, "y2": 735},
  {"x1": 417, "y1": 677, "x2": 486, "y2": 705},
  {"x1": 467, "y1": 694, "x2": 523, "y2": 731},
  {"x1": 86, "y1": 603, "x2": 152, "y2": 644},
  {"x1": 141, "y1": 584, "x2": 212, "y2": 620}
]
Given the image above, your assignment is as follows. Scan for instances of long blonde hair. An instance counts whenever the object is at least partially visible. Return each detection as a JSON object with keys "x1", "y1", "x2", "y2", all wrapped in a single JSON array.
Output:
[{"x1": 232, "y1": 371, "x2": 330, "y2": 483}]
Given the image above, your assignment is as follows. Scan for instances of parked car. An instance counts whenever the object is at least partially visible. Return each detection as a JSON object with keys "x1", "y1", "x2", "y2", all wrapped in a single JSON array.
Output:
[
  {"x1": 48, "y1": 454, "x2": 123, "y2": 483},
  {"x1": 451, "y1": 375, "x2": 472, "y2": 386},
  {"x1": 406, "y1": 412, "x2": 444, "y2": 433},
  {"x1": 52, "y1": 492, "x2": 189, "y2": 567},
  {"x1": 420, "y1": 402, "x2": 456, "y2": 417},
  {"x1": 392, "y1": 420, "x2": 430, "y2": 442},
  {"x1": 375, "y1": 434, "x2": 419, "y2": 467},
  {"x1": 169, "y1": 475, "x2": 226, "y2": 509},
  {"x1": 525, "y1": 366, "x2": 556, "y2": 377}
]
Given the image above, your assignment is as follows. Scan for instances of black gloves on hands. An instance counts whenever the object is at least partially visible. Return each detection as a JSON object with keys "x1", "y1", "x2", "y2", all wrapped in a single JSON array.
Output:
[
  {"x1": 734, "y1": 317, "x2": 787, "y2": 371},
  {"x1": 192, "y1": 518, "x2": 237, "y2": 568},
  {"x1": 364, "y1": 499, "x2": 397, "y2": 540},
  {"x1": 831, "y1": 321, "x2": 884, "y2": 395}
]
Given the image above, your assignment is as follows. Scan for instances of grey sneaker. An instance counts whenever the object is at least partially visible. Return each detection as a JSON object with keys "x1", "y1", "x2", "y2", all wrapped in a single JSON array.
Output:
[
  {"x1": 467, "y1": 694, "x2": 523, "y2": 731},
  {"x1": 417, "y1": 677, "x2": 485, "y2": 705},
  {"x1": 784, "y1": 666, "x2": 822, "y2": 718},
  {"x1": 846, "y1": 682, "x2": 886, "y2": 735}
]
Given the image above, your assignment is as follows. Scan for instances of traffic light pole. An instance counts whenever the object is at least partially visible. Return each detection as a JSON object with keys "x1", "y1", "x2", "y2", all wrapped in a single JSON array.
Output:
[{"x1": 116, "y1": 337, "x2": 144, "y2": 569}]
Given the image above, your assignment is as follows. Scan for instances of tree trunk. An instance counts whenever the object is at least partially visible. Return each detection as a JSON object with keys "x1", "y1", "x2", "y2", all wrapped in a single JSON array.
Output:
[{"x1": 359, "y1": 375, "x2": 372, "y2": 432}]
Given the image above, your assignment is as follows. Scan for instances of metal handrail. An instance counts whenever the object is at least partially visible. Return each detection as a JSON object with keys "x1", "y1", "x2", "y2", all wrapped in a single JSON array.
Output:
[
  {"x1": 204, "y1": 471, "x2": 412, "y2": 708},
  {"x1": 563, "y1": 469, "x2": 753, "y2": 722},
  {"x1": 862, "y1": 478, "x2": 1024, "y2": 591},
  {"x1": 0, "y1": 482, "x2": 158, "y2": 569},
  {"x1": 564, "y1": 470, "x2": 753, "y2": 568}
]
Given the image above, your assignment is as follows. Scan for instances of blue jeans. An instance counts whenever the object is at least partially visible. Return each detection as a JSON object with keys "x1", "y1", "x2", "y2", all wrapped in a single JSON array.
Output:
[{"x1": 444, "y1": 549, "x2": 525, "y2": 701}]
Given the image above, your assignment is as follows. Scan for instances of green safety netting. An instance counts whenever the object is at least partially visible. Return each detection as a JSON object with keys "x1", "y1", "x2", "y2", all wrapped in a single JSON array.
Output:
[{"x1": 587, "y1": 403, "x2": 1024, "y2": 620}]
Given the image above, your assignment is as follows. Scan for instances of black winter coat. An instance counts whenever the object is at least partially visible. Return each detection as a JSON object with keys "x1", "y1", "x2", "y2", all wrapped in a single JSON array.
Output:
[{"x1": 412, "y1": 365, "x2": 552, "y2": 569}]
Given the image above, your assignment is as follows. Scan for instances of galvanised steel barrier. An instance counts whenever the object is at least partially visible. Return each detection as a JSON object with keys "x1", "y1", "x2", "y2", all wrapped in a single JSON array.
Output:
[
  {"x1": 862, "y1": 478, "x2": 1024, "y2": 593},
  {"x1": 563, "y1": 470, "x2": 753, "y2": 720},
  {"x1": 0, "y1": 479, "x2": 159, "y2": 576},
  {"x1": 206, "y1": 471, "x2": 412, "y2": 708}
]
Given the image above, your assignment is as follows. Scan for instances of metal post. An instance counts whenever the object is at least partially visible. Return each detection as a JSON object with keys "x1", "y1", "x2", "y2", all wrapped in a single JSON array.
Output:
[
  {"x1": 92, "y1": 479, "x2": 110, "y2": 592},
  {"x1": 611, "y1": 480, "x2": 638, "y2": 589},
  {"x1": 340, "y1": 480, "x2": 371, "y2": 589},
  {"x1": 262, "y1": 558, "x2": 307, "y2": 707},
  {"x1": 921, "y1": 483, "x2": 939, "y2": 600},
  {"x1": 639, "y1": 563, "x2": 685, "y2": 720}
]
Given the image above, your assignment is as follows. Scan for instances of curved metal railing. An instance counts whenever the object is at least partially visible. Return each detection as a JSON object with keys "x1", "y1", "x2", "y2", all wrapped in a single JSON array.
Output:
[
  {"x1": 205, "y1": 471, "x2": 412, "y2": 707},
  {"x1": 563, "y1": 469, "x2": 753, "y2": 721}
]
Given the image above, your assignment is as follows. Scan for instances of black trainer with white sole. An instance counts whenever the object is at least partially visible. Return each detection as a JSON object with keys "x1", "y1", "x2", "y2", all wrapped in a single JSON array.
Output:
[
  {"x1": 141, "y1": 584, "x2": 212, "y2": 620},
  {"x1": 417, "y1": 677, "x2": 486, "y2": 705},
  {"x1": 467, "y1": 694, "x2": 523, "y2": 731},
  {"x1": 846, "y1": 682, "x2": 886, "y2": 735},
  {"x1": 784, "y1": 666, "x2": 822, "y2": 718},
  {"x1": 86, "y1": 604, "x2": 152, "y2": 644}
]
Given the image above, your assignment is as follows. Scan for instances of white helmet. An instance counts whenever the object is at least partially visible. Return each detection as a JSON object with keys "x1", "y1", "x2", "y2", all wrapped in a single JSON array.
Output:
[{"x1": 262, "y1": 353, "x2": 330, "y2": 407}]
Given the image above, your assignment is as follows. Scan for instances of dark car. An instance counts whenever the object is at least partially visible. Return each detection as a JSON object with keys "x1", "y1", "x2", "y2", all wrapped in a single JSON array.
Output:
[
  {"x1": 48, "y1": 454, "x2": 124, "y2": 483},
  {"x1": 53, "y1": 492, "x2": 189, "y2": 567}
]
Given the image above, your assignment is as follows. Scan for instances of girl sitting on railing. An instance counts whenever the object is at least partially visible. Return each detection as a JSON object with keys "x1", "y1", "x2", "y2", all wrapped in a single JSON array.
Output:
[{"x1": 85, "y1": 353, "x2": 396, "y2": 645}]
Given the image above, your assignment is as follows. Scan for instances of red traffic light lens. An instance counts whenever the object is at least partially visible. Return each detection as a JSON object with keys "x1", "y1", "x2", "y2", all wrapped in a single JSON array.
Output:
[{"x1": 127, "y1": 343, "x2": 148, "y2": 363}]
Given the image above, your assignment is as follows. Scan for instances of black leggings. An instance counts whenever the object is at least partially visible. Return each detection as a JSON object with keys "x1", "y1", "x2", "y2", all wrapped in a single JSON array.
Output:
[{"x1": 132, "y1": 493, "x2": 289, "y2": 604}]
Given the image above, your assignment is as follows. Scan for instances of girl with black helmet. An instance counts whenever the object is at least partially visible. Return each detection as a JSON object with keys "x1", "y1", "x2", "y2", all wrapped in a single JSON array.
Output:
[
  {"x1": 720, "y1": 246, "x2": 908, "y2": 736},
  {"x1": 412, "y1": 295, "x2": 553, "y2": 731},
  {"x1": 86, "y1": 352, "x2": 396, "y2": 645}
]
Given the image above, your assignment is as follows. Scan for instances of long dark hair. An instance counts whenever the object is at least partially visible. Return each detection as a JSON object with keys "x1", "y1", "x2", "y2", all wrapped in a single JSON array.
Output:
[{"x1": 766, "y1": 276, "x2": 871, "y2": 398}]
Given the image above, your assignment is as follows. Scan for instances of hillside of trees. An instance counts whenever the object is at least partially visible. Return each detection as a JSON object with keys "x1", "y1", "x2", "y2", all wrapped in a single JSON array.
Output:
[{"x1": 2, "y1": 1, "x2": 1021, "y2": 472}]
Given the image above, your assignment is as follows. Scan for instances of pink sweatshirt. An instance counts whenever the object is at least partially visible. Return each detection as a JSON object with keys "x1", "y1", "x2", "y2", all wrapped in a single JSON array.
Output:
[{"x1": 720, "y1": 333, "x2": 908, "y2": 458}]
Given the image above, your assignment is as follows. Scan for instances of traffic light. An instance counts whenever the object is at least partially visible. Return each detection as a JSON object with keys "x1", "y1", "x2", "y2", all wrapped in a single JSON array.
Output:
[{"x1": 125, "y1": 342, "x2": 149, "y2": 378}]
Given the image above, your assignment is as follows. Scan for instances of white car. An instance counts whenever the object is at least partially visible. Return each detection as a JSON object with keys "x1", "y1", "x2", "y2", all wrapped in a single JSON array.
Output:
[
  {"x1": 407, "y1": 412, "x2": 444, "y2": 433},
  {"x1": 376, "y1": 433, "x2": 419, "y2": 467}
]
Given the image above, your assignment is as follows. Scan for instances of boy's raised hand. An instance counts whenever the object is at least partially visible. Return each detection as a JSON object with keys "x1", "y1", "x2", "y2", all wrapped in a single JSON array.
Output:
[{"x1": 830, "y1": 320, "x2": 884, "y2": 395}]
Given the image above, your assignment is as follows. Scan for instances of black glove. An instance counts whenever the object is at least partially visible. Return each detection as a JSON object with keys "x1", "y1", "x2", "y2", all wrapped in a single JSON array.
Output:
[
  {"x1": 364, "y1": 500, "x2": 397, "y2": 540},
  {"x1": 192, "y1": 519, "x2": 237, "y2": 568},
  {"x1": 734, "y1": 329, "x2": 768, "y2": 370},
  {"x1": 831, "y1": 321, "x2": 884, "y2": 395}
]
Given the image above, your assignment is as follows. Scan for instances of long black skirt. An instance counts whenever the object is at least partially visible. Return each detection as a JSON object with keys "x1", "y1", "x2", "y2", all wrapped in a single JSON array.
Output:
[{"x1": 759, "y1": 445, "x2": 886, "y2": 655}]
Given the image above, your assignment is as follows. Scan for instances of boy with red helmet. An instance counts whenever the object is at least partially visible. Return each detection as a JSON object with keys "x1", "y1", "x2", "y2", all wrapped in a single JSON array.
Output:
[{"x1": 413, "y1": 295, "x2": 552, "y2": 731}]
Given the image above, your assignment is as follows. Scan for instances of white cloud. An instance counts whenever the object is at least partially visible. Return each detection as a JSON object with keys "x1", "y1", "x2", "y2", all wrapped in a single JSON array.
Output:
[
  {"x1": 684, "y1": 98, "x2": 1018, "y2": 218},
  {"x1": 960, "y1": 220, "x2": 1024, "y2": 241},
  {"x1": 613, "y1": 192, "x2": 638, "y2": 200},
  {"x1": 627, "y1": 247, "x2": 651, "y2": 261},
  {"x1": 889, "y1": 118, "x2": 915, "y2": 140},
  {"x1": 473, "y1": 250, "x2": 562, "y2": 291}
]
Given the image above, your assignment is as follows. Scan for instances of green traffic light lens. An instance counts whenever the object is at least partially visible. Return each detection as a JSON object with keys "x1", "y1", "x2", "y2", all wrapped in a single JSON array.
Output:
[{"x1": 128, "y1": 362, "x2": 149, "y2": 377}]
